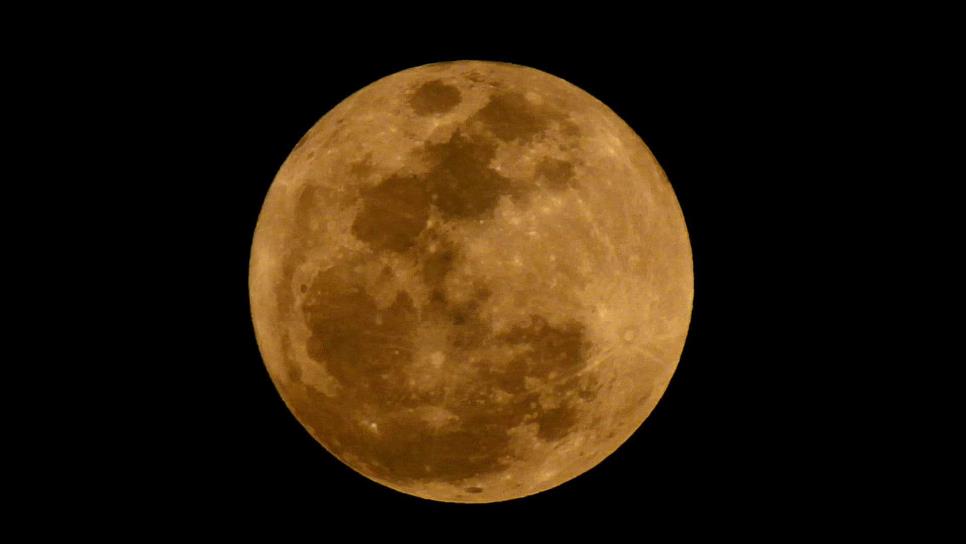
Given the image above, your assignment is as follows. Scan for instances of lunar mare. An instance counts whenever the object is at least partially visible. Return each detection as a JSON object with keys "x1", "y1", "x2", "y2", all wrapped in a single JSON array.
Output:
[{"x1": 249, "y1": 61, "x2": 693, "y2": 503}]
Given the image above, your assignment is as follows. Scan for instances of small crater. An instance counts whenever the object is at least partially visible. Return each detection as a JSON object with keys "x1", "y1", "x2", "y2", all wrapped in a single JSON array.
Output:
[
  {"x1": 465, "y1": 486, "x2": 483, "y2": 494},
  {"x1": 409, "y1": 80, "x2": 462, "y2": 116},
  {"x1": 578, "y1": 386, "x2": 598, "y2": 401}
]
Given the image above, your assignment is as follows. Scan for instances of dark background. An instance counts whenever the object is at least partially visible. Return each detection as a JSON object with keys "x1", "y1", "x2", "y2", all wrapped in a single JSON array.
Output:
[
  {"x1": 71, "y1": 28, "x2": 893, "y2": 531},
  {"x1": 3, "y1": 8, "x2": 948, "y2": 534}
]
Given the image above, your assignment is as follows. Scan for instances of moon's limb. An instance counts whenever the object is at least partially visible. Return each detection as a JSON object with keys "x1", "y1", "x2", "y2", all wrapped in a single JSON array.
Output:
[{"x1": 249, "y1": 61, "x2": 693, "y2": 503}]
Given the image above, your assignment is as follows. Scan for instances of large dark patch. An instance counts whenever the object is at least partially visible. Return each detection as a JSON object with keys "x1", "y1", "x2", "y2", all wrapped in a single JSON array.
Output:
[
  {"x1": 470, "y1": 92, "x2": 554, "y2": 143},
  {"x1": 409, "y1": 80, "x2": 462, "y2": 116},
  {"x1": 351, "y1": 174, "x2": 430, "y2": 253},
  {"x1": 302, "y1": 262, "x2": 418, "y2": 401},
  {"x1": 536, "y1": 157, "x2": 576, "y2": 189},
  {"x1": 299, "y1": 251, "x2": 597, "y2": 484},
  {"x1": 350, "y1": 131, "x2": 512, "y2": 253},
  {"x1": 423, "y1": 131, "x2": 513, "y2": 220},
  {"x1": 350, "y1": 88, "x2": 581, "y2": 252}
]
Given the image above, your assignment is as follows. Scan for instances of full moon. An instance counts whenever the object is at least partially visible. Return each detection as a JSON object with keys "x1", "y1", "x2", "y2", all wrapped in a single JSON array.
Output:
[{"x1": 249, "y1": 61, "x2": 693, "y2": 503}]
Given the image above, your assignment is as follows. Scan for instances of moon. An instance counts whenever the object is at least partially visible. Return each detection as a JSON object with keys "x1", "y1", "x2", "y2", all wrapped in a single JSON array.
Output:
[{"x1": 249, "y1": 61, "x2": 693, "y2": 503}]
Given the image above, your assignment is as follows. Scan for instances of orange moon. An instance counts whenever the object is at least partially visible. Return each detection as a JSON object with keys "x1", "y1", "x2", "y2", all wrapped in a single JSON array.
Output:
[{"x1": 249, "y1": 61, "x2": 693, "y2": 503}]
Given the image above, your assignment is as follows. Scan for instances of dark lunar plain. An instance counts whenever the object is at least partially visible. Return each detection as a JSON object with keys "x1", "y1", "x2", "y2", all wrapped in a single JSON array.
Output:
[{"x1": 78, "y1": 28, "x2": 893, "y2": 534}]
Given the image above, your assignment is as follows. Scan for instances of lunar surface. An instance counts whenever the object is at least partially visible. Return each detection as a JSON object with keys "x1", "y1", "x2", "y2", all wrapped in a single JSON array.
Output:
[{"x1": 249, "y1": 61, "x2": 693, "y2": 503}]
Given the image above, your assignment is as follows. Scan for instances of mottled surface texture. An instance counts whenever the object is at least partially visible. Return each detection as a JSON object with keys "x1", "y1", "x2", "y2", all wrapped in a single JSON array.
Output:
[{"x1": 249, "y1": 61, "x2": 693, "y2": 503}]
